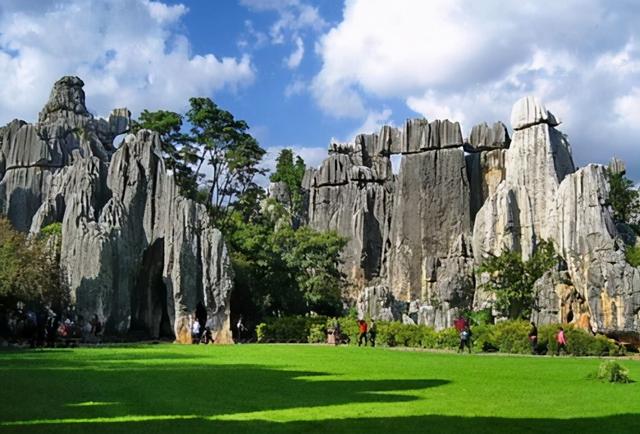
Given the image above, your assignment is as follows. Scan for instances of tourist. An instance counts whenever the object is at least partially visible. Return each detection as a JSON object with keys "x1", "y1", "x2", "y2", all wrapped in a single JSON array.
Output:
[
  {"x1": 191, "y1": 318, "x2": 201, "y2": 344},
  {"x1": 90, "y1": 314, "x2": 102, "y2": 337},
  {"x1": 333, "y1": 319, "x2": 342, "y2": 345},
  {"x1": 357, "y1": 319, "x2": 368, "y2": 346},
  {"x1": 528, "y1": 322, "x2": 538, "y2": 354},
  {"x1": 556, "y1": 327, "x2": 567, "y2": 356},
  {"x1": 369, "y1": 320, "x2": 377, "y2": 347},
  {"x1": 236, "y1": 315, "x2": 246, "y2": 343},
  {"x1": 458, "y1": 325, "x2": 472, "y2": 353}
]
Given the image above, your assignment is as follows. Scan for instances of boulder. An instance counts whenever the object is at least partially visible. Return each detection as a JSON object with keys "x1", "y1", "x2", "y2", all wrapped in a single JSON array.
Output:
[{"x1": 510, "y1": 96, "x2": 560, "y2": 130}]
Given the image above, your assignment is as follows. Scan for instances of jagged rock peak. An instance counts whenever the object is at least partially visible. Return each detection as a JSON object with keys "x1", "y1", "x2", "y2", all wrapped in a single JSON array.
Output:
[
  {"x1": 38, "y1": 76, "x2": 90, "y2": 123},
  {"x1": 401, "y1": 118, "x2": 463, "y2": 153},
  {"x1": 464, "y1": 121, "x2": 510, "y2": 152},
  {"x1": 609, "y1": 157, "x2": 626, "y2": 175},
  {"x1": 510, "y1": 96, "x2": 560, "y2": 130},
  {"x1": 328, "y1": 141, "x2": 354, "y2": 155}
]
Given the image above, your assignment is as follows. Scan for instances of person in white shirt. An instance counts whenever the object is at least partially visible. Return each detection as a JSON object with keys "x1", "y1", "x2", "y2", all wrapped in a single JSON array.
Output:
[{"x1": 191, "y1": 318, "x2": 201, "y2": 344}]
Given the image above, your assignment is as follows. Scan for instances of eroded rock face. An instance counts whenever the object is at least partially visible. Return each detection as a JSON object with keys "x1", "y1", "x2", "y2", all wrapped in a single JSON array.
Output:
[
  {"x1": 0, "y1": 76, "x2": 129, "y2": 231},
  {"x1": 1, "y1": 76, "x2": 233, "y2": 342},
  {"x1": 310, "y1": 95, "x2": 639, "y2": 333},
  {"x1": 550, "y1": 165, "x2": 640, "y2": 332},
  {"x1": 308, "y1": 119, "x2": 475, "y2": 328}
]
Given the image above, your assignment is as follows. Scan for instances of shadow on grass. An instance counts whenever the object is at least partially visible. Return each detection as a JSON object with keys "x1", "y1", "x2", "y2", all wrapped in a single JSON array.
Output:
[
  {"x1": 0, "y1": 354, "x2": 447, "y2": 429},
  {"x1": 1, "y1": 413, "x2": 639, "y2": 434},
  {"x1": 1, "y1": 351, "x2": 638, "y2": 434}
]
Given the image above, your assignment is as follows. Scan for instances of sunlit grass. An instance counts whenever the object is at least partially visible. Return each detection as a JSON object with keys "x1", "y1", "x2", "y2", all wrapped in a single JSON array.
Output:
[{"x1": 0, "y1": 344, "x2": 638, "y2": 433}]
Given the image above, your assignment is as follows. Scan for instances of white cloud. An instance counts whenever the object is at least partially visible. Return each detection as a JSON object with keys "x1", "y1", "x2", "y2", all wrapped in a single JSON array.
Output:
[
  {"x1": 284, "y1": 79, "x2": 306, "y2": 97},
  {"x1": 286, "y1": 36, "x2": 305, "y2": 69},
  {"x1": 311, "y1": 0, "x2": 640, "y2": 179},
  {"x1": 0, "y1": 0, "x2": 255, "y2": 123}
]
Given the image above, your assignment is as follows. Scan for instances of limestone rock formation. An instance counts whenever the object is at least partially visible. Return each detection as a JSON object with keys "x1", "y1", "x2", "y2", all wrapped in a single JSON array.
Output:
[
  {"x1": 464, "y1": 121, "x2": 510, "y2": 152},
  {"x1": 510, "y1": 96, "x2": 560, "y2": 130},
  {"x1": 309, "y1": 95, "x2": 639, "y2": 334},
  {"x1": 550, "y1": 165, "x2": 640, "y2": 332},
  {"x1": 1, "y1": 77, "x2": 233, "y2": 342},
  {"x1": 473, "y1": 100, "x2": 575, "y2": 261}
]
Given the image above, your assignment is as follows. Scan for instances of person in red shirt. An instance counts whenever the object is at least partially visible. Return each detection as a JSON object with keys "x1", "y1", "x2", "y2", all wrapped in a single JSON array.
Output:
[{"x1": 357, "y1": 319, "x2": 368, "y2": 347}]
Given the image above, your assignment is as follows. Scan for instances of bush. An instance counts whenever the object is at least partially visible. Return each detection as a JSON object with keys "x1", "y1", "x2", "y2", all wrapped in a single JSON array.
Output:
[
  {"x1": 255, "y1": 316, "x2": 328, "y2": 343},
  {"x1": 435, "y1": 327, "x2": 460, "y2": 350},
  {"x1": 538, "y1": 323, "x2": 623, "y2": 356},
  {"x1": 308, "y1": 324, "x2": 326, "y2": 343},
  {"x1": 595, "y1": 360, "x2": 632, "y2": 383},
  {"x1": 625, "y1": 244, "x2": 640, "y2": 267}
]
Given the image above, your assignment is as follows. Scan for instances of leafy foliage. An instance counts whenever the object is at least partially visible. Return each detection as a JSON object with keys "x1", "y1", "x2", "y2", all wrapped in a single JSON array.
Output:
[
  {"x1": 133, "y1": 99, "x2": 266, "y2": 225},
  {"x1": 131, "y1": 110, "x2": 198, "y2": 198},
  {"x1": 228, "y1": 208, "x2": 347, "y2": 321},
  {"x1": 607, "y1": 169, "x2": 639, "y2": 225},
  {"x1": 477, "y1": 240, "x2": 559, "y2": 319},
  {"x1": 270, "y1": 148, "x2": 306, "y2": 223},
  {"x1": 594, "y1": 360, "x2": 632, "y2": 383},
  {"x1": 625, "y1": 244, "x2": 640, "y2": 267},
  {"x1": 186, "y1": 97, "x2": 267, "y2": 224},
  {"x1": 0, "y1": 218, "x2": 69, "y2": 308}
]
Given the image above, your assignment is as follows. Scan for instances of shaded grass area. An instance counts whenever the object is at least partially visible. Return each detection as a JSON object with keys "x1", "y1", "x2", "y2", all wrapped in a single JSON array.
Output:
[{"x1": 0, "y1": 344, "x2": 639, "y2": 433}]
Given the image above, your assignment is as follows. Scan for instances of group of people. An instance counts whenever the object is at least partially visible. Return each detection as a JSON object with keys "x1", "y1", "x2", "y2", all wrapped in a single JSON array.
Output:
[
  {"x1": 189, "y1": 302, "x2": 217, "y2": 344},
  {"x1": 357, "y1": 319, "x2": 377, "y2": 347},
  {"x1": 1, "y1": 302, "x2": 103, "y2": 347},
  {"x1": 528, "y1": 323, "x2": 568, "y2": 356}
]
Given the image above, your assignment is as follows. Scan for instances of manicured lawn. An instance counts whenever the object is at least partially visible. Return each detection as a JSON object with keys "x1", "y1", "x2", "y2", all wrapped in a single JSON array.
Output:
[{"x1": 0, "y1": 344, "x2": 638, "y2": 433}]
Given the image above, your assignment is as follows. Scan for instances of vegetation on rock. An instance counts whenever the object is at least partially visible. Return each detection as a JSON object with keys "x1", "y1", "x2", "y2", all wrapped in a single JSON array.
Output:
[
  {"x1": 477, "y1": 240, "x2": 559, "y2": 319},
  {"x1": 0, "y1": 218, "x2": 68, "y2": 309}
]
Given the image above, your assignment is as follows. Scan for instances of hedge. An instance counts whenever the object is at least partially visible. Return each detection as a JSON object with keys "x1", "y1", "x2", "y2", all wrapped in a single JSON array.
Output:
[{"x1": 254, "y1": 317, "x2": 625, "y2": 356}]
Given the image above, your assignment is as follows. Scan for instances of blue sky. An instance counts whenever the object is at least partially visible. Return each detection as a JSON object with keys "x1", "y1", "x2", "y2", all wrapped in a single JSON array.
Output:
[{"x1": 0, "y1": 0, "x2": 639, "y2": 181}]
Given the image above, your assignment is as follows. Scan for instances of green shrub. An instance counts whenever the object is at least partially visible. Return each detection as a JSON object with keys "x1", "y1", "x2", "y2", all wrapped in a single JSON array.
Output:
[
  {"x1": 435, "y1": 327, "x2": 460, "y2": 350},
  {"x1": 256, "y1": 316, "x2": 328, "y2": 343},
  {"x1": 256, "y1": 322, "x2": 268, "y2": 343},
  {"x1": 625, "y1": 244, "x2": 640, "y2": 267},
  {"x1": 491, "y1": 320, "x2": 530, "y2": 354},
  {"x1": 537, "y1": 323, "x2": 623, "y2": 356},
  {"x1": 595, "y1": 360, "x2": 632, "y2": 383},
  {"x1": 40, "y1": 222, "x2": 63, "y2": 238},
  {"x1": 308, "y1": 324, "x2": 326, "y2": 343}
]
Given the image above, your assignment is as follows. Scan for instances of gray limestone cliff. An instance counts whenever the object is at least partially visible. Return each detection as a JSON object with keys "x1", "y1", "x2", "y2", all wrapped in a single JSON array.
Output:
[
  {"x1": 0, "y1": 76, "x2": 233, "y2": 342},
  {"x1": 309, "y1": 95, "x2": 639, "y2": 333}
]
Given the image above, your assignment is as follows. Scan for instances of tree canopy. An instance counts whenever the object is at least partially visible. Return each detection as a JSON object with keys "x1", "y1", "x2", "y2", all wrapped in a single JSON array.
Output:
[
  {"x1": 477, "y1": 240, "x2": 559, "y2": 320},
  {"x1": 0, "y1": 218, "x2": 68, "y2": 309},
  {"x1": 607, "y1": 169, "x2": 639, "y2": 226}
]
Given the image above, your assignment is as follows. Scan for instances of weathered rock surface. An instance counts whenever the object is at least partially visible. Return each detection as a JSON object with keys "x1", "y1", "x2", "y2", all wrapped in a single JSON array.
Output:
[
  {"x1": 310, "y1": 95, "x2": 638, "y2": 333},
  {"x1": 0, "y1": 76, "x2": 129, "y2": 231},
  {"x1": 510, "y1": 96, "x2": 560, "y2": 130},
  {"x1": 466, "y1": 149, "x2": 507, "y2": 220},
  {"x1": 464, "y1": 121, "x2": 510, "y2": 152},
  {"x1": 473, "y1": 100, "x2": 575, "y2": 261},
  {"x1": 1, "y1": 77, "x2": 233, "y2": 342},
  {"x1": 550, "y1": 165, "x2": 640, "y2": 332}
]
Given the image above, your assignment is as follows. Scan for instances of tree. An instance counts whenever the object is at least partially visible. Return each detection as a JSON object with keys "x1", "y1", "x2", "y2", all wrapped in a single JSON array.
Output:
[
  {"x1": 270, "y1": 148, "x2": 306, "y2": 223},
  {"x1": 186, "y1": 97, "x2": 267, "y2": 224},
  {"x1": 477, "y1": 240, "x2": 559, "y2": 320},
  {"x1": 607, "y1": 169, "x2": 639, "y2": 225},
  {"x1": 0, "y1": 219, "x2": 69, "y2": 309},
  {"x1": 226, "y1": 201, "x2": 347, "y2": 321},
  {"x1": 131, "y1": 110, "x2": 199, "y2": 199}
]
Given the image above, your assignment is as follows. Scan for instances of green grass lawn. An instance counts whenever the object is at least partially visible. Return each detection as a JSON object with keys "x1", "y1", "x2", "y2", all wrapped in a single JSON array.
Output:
[{"x1": 0, "y1": 344, "x2": 638, "y2": 433}]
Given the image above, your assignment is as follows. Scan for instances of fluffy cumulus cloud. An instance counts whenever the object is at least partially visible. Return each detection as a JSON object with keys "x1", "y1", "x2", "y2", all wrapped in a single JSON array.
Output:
[
  {"x1": 312, "y1": 0, "x2": 640, "y2": 178},
  {"x1": 0, "y1": 0, "x2": 255, "y2": 123}
]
